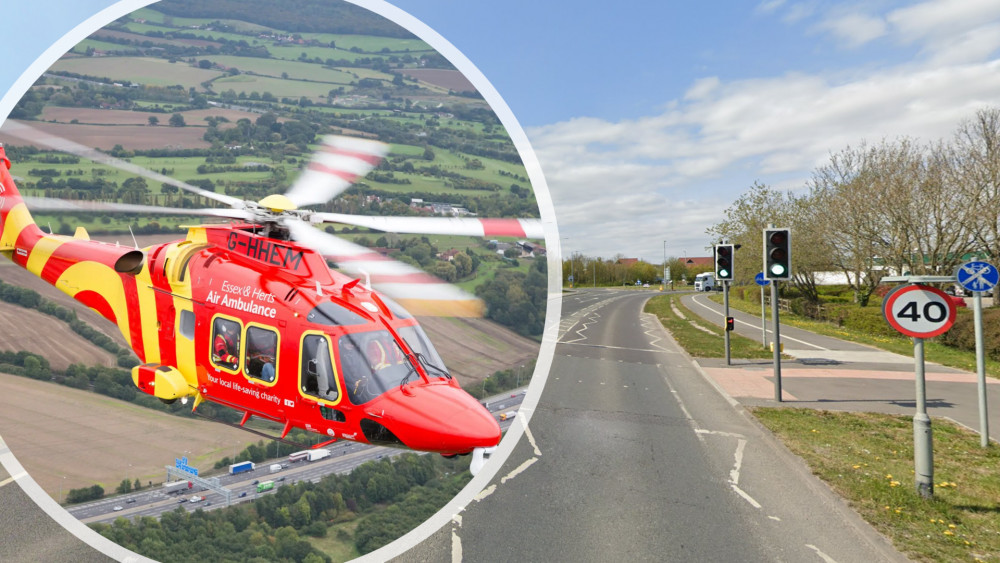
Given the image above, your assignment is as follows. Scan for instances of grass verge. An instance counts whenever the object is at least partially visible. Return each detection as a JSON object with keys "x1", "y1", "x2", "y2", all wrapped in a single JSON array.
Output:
[
  {"x1": 644, "y1": 294, "x2": 773, "y2": 360},
  {"x1": 752, "y1": 408, "x2": 1000, "y2": 563}
]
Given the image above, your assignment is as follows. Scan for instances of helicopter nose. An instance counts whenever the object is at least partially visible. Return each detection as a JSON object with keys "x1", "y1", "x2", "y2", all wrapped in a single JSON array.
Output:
[{"x1": 365, "y1": 381, "x2": 501, "y2": 454}]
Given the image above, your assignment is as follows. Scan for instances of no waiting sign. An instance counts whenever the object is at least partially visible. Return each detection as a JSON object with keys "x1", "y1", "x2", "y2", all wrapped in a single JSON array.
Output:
[{"x1": 882, "y1": 284, "x2": 956, "y2": 338}]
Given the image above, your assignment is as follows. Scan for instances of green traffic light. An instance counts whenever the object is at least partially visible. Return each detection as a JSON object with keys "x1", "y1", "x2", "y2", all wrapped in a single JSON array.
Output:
[
  {"x1": 770, "y1": 263, "x2": 786, "y2": 276},
  {"x1": 719, "y1": 269, "x2": 729, "y2": 278}
]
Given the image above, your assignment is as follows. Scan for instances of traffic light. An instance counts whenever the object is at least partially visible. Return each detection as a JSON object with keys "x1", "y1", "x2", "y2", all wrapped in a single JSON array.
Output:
[
  {"x1": 763, "y1": 228, "x2": 791, "y2": 281},
  {"x1": 714, "y1": 243, "x2": 734, "y2": 281},
  {"x1": 725, "y1": 316, "x2": 734, "y2": 331}
]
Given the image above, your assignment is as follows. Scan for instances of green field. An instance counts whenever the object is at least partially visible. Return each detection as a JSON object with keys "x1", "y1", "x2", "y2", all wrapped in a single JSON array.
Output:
[{"x1": 49, "y1": 57, "x2": 221, "y2": 90}]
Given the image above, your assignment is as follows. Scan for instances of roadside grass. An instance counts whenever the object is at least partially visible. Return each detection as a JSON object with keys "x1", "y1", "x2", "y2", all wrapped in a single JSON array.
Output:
[
  {"x1": 719, "y1": 293, "x2": 1000, "y2": 378},
  {"x1": 752, "y1": 408, "x2": 1000, "y2": 563},
  {"x1": 644, "y1": 294, "x2": 773, "y2": 360}
]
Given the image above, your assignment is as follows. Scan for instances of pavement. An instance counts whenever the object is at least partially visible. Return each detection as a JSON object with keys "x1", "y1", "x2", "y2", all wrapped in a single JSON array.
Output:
[{"x1": 682, "y1": 291, "x2": 1000, "y2": 440}]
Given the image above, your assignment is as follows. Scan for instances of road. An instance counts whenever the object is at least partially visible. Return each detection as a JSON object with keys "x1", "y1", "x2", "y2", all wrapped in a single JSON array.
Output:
[{"x1": 383, "y1": 288, "x2": 905, "y2": 562}]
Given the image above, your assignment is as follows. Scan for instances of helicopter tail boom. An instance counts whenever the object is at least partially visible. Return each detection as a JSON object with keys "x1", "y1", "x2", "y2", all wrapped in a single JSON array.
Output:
[{"x1": 0, "y1": 144, "x2": 157, "y2": 359}]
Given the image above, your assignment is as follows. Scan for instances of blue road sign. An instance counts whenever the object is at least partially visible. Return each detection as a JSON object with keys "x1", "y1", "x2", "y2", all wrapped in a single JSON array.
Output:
[
  {"x1": 754, "y1": 272, "x2": 770, "y2": 286},
  {"x1": 956, "y1": 261, "x2": 998, "y2": 293}
]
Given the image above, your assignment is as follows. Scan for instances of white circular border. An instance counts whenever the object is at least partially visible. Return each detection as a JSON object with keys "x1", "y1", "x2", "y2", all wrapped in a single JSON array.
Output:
[{"x1": 0, "y1": 1, "x2": 564, "y2": 561}]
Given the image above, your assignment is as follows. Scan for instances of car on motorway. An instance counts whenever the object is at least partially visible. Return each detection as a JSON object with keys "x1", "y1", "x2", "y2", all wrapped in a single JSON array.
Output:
[
  {"x1": 239, "y1": 492, "x2": 247, "y2": 498},
  {"x1": 112, "y1": 505, "x2": 123, "y2": 512},
  {"x1": 125, "y1": 498, "x2": 136, "y2": 504}
]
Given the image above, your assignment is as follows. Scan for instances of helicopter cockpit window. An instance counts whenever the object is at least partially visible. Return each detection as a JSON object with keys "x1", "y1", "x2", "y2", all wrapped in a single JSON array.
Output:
[
  {"x1": 245, "y1": 326, "x2": 278, "y2": 383},
  {"x1": 339, "y1": 330, "x2": 412, "y2": 405},
  {"x1": 301, "y1": 334, "x2": 338, "y2": 402},
  {"x1": 306, "y1": 302, "x2": 367, "y2": 327},
  {"x1": 211, "y1": 317, "x2": 241, "y2": 372},
  {"x1": 398, "y1": 324, "x2": 450, "y2": 379}
]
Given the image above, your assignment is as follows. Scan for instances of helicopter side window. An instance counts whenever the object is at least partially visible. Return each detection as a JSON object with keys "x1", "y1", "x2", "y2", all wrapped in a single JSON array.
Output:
[
  {"x1": 211, "y1": 317, "x2": 241, "y2": 372},
  {"x1": 178, "y1": 309, "x2": 195, "y2": 341},
  {"x1": 245, "y1": 326, "x2": 278, "y2": 383},
  {"x1": 339, "y1": 331, "x2": 411, "y2": 405},
  {"x1": 301, "y1": 334, "x2": 338, "y2": 402}
]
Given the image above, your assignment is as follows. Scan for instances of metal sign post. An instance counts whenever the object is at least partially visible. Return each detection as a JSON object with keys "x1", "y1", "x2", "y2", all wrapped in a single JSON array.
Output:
[
  {"x1": 956, "y1": 261, "x2": 998, "y2": 448},
  {"x1": 882, "y1": 281, "x2": 957, "y2": 499},
  {"x1": 723, "y1": 280, "x2": 731, "y2": 365}
]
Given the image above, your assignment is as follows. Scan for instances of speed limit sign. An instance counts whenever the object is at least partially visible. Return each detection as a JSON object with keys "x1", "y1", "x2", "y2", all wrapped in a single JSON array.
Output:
[{"x1": 882, "y1": 284, "x2": 956, "y2": 338}]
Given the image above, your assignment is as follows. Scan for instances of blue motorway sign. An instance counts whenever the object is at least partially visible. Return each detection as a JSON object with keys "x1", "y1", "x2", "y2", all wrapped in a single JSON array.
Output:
[
  {"x1": 175, "y1": 456, "x2": 199, "y2": 476},
  {"x1": 754, "y1": 272, "x2": 771, "y2": 286},
  {"x1": 956, "y1": 261, "x2": 998, "y2": 293}
]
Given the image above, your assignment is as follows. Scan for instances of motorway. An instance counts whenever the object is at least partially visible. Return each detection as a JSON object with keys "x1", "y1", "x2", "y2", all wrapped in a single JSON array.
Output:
[
  {"x1": 387, "y1": 288, "x2": 907, "y2": 562},
  {"x1": 67, "y1": 393, "x2": 527, "y2": 525}
]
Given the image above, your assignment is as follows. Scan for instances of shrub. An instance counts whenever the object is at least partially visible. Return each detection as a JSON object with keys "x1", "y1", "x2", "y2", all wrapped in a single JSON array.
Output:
[{"x1": 940, "y1": 307, "x2": 1000, "y2": 361}]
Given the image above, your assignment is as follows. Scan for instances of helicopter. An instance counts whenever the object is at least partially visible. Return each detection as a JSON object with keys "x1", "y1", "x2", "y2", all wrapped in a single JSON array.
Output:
[{"x1": 0, "y1": 124, "x2": 545, "y2": 474}]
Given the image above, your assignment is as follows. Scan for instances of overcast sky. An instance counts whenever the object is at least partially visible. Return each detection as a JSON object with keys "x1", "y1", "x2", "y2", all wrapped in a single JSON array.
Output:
[{"x1": 5, "y1": 0, "x2": 1000, "y2": 263}]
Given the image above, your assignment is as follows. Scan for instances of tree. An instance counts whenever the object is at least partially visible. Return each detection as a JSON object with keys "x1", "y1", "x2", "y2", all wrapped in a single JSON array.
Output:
[
  {"x1": 147, "y1": 116, "x2": 159, "y2": 126},
  {"x1": 169, "y1": 113, "x2": 186, "y2": 127},
  {"x1": 952, "y1": 106, "x2": 1000, "y2": 264}
]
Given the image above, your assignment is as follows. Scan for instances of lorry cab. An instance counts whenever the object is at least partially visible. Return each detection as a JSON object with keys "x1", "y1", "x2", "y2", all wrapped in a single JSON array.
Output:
[{"x1": 694, "y1": 273, "x2": 716, "y2": 292}]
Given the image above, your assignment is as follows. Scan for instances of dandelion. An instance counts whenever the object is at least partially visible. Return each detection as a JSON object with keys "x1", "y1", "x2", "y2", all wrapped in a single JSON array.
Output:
[
  {"x1": 886, "y1": 474, "x2": 893, "y2": 479},
  {"x1": 944, "y1": 530, "x2": 954, "y2": 536},
  {"x1": 948, "y1": 524, "x2": 956, "y2": 529},
  {"x1": 852, "y1": 464, "x2": 861, "y2": 469}
]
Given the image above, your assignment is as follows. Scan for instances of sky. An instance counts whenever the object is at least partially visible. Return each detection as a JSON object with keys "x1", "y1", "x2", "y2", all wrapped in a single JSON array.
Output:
[{"x1": 5, "y1": 0, "x2": 1000, "y2": 264}]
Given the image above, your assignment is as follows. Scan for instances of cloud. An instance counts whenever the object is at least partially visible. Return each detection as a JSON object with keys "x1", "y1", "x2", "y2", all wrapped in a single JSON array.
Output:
[
  {"x1": 530, "y1": 55, "x2": 1000, "y2": 262},
  {"x1": 816, "y1": 11, "x2": 887, "y2": 48}
]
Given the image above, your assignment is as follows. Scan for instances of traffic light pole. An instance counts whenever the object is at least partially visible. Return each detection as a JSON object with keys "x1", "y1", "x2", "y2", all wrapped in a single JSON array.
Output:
[
  {"x1": 723, "y1": 280, "x2": 731, "y2": 366},
  {"x1": 771, "y1": 281, "x2": 782, "y2": 402}
]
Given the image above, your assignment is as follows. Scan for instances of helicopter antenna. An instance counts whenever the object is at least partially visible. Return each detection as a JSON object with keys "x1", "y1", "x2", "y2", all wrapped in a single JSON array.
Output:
[
  {"x1": 315, "y1": 280, "x2": 323, "y2": 297},
  {"x1": 360, "y1": 268, "x2": 371, "y2": 291},
  {"x1": 127, "y1": 224, "x2": 139, "y2": 249},
  {"x1": 47, "y1": 222, "x2": 53, "y2": 235}
]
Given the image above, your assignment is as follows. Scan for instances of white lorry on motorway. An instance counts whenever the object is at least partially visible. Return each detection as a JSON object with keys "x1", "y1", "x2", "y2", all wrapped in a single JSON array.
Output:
[
  {"x1": 306, "y1": 449, "x2": 331, "y2": 462},
  {"x1": 269, "y1": 463, "x2": 282, "y2": 473},
  {"x1": 693, "y1": 272, "x2": 716, "y2": 292}
]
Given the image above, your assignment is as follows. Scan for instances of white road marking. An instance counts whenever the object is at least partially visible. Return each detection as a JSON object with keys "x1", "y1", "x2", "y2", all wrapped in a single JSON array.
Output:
[
  {"x1": 805, "y1": 544, "x2": 839, "y2": 563},
  {"x1": 0, "y1": 471, "x2": 26, "y2": 489},
  {"x1": 731, "y1": 484, "x2": 762, "y2": 509},
  {"x1": 451, "y1": 514, "x2": 463, "y2": 563}
]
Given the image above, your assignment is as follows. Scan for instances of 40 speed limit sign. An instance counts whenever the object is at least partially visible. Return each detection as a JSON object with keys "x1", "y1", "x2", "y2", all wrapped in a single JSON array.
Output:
[{"x1": 882, "y1": 284, "x2": 956, "y2": 338}]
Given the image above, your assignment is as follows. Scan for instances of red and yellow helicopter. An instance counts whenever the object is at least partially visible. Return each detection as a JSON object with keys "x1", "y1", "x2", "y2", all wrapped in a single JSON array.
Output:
[{"x1": 0, "y1": 123, "x2": 544, "y2": 473}]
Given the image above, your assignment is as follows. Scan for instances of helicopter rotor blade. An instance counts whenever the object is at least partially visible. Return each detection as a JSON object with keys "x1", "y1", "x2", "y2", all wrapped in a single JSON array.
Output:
[
  {"x1": 1, "y1": 120, "x2": 245, "y2": 209},
  {"x1": 284, "y1": 218, "x2": 484, "y2": 317},
  {"x1": 284, "y1": 135, "x2": 389, "y2": 208},
  {"x1": 306, "y1": 213, "x2": 545, "y2": 239},
  {"x1": 20, "y1": 197, "x2": 254, "y2": 220}
]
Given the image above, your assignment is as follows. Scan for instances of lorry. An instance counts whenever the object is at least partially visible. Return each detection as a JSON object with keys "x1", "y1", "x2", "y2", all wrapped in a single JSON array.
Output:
[
  {"x1": 229, "y1": 461, "x2": 255, "y2": 475},
  {"x1": 306, "y1": 449, "x2": 331, "y2": 462},
  {"x1": 693, "y1": 272, "x2": 716, "y2": 292},
  {"x1": 499, "y1": 411, "x2": 517, "y2": 422},
  {"x1": 269, "y1": 464, "x2": 282, "y2": 474},
  {"x1": 288, "y1": 451, "x2": 309, "y2": 463},
  {"x1": 162, "y1": 480, "x2": 190, "y2": 494}
]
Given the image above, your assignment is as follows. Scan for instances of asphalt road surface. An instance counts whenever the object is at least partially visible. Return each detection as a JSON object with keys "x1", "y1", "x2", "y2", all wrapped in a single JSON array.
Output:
[{"x1": 388, "y1": 288, "x2": 906, "y2": 562}]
